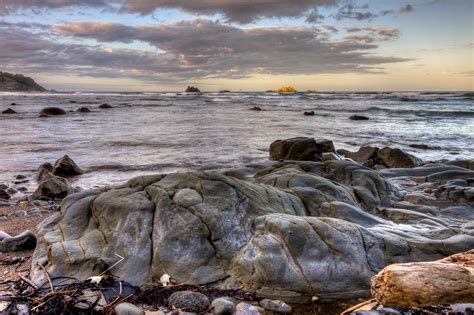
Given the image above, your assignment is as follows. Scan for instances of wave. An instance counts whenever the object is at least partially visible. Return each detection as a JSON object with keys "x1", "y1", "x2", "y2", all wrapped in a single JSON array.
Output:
[{"x1": 361, "y1": 106, "x2": 474, "y2": 117}]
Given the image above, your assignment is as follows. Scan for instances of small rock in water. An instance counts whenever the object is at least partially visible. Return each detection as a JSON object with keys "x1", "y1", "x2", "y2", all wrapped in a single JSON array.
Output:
[
  {"x1": 15, "y1": 174, "x2": 27, "y2": 180},
  {"x1": 53, "y1": 155, "x2": 84, "y2": 177},
  {"x1": 0, "y1": 230, "x2": 37, "y2": 252},
  {"x1": 211, "y1": 297, "x2": 235, "y2": 315},
  {"x1": 34, "y1": 170, "x2": 73, "y2": 199},
  {"x1": 77, "y1": 106, "x2": 91, "y2": 112},
  {"x1": 0, "y1": 183, "x2": 8, "y2": 190},
  {"x1": 349, "y1": 114, "x2": 369, "y2": 120},
  {"x1": 10, "y1": 102, "x2": 16, "y2": 105},
  {"x1": 114, "y1": 302, "x2": 144, "y2": 315},
  {"x1": 99, "y1": 103, "x2": 112, "y2": 109},
  {"x1": 185, "y1": 86, "x2": 201, "y2": 93},
  {"x1": 0, "y1": 189, "x2": 10, "y2": 200},
  {"x1": 259, "y1": 299, "x2": 291, "y2": 313},
  {"x1": 269, "y1": 137, "x2": 335, "y2": 161},
  {"x1": 168, "y1": 291, "x2": 210, "y2": 313},
  {"x1": 6, "y1": 187, "x2": 17, "y2": 195},
  {"x1": 304, "y1": 111, "x2": 315, "y2": 116},
  {"x1": 377, "y1": 147, "x2": 423, "y2": 168},
  {"x1": 2, "y1": 108, "x2": 17, "y2": 114},
  {"x1": 39, "y1": 107, "x2": 66, "y2": 116},
  {"x1": 250, "y1": 106, "x2": 262, "y2": 111}
]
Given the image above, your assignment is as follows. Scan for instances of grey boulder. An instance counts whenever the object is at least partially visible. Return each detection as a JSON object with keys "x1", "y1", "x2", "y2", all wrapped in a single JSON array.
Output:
[{"x1": 269, "y1": 137, "x2": 335, "y2": 161}]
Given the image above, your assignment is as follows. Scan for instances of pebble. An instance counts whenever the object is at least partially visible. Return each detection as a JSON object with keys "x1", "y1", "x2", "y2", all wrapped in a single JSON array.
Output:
[
  {"x1": 15, "y1": 175, "x2": 27, "y2": 180},
  {"x1": 9, "y1": 210, "x2": 27, "y2": 218},
  {"x1": 235, "y1": 302, "x2": 261, "y2": 315},
  {"x1": 0, "y1": 189, "x2": 10, "y2": 200},
  {"x1": 31, "y1": 200, "x2": 49, "y2": 207},
  {"x1": 259, "y1": 299, "x2": 292, "y2": 313},
  {"x1": 211, "y1": 297, "x2": 235, "y2": 315},
  {"x1": 114, "y1": 302, "x2": 144, "y2": 315}
]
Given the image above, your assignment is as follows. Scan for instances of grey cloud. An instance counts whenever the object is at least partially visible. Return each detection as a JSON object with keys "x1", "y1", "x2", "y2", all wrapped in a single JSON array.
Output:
[
  {"x1": 0, "y1": 0, "x2": 108, "y2": 15},
  {"x1": 343, "y1": 26, "x2": 400, "y2": 42},
  {"x1": 334, "y1": 3, "x2": 377, "y2": 20},
  {"x1": 0, "y1": 20, "x2": 410, "y2": 83},
  {"x1": 381, "y1": 4, "x2": 416, "y2": 16}
]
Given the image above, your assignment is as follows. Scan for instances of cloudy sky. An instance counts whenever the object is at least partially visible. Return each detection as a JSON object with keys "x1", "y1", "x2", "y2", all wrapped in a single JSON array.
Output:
[{"x1": 0, "y1": 0, "x2": 472, "y2": 91}]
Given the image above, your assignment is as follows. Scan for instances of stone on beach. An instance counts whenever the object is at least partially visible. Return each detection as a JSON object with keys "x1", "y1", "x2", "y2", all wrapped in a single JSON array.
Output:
[
  {"x1": 29, "y1": 158, "x2": 474, "y2": 301},
  {"x1": 34, "y1": 170, "x2": 73, "y2": 199},
  {"x1": 371, "y1": 250, "x2": 474, "y2": 307},
  {"x1": 0, "y1": 230, "x2": 36, "y2": 252},
  {"x1": 53, "y1": 155, "x2": 84, "y2": 177},
  {"x1": 377, "y1": 146, "x2": 423, "y2": 168},
  {"x1": 39, "y1": 107, "x2": 66, "y2": 116},
  {"x1": 0, "y1": 189, "x2": 10, "y2": 200},
  {"x1": 269, "y1": 137, "x2": 335, "y2": 161},
  {"x1": 168, "y1": 291, "x2": 210, "y2": 313}
]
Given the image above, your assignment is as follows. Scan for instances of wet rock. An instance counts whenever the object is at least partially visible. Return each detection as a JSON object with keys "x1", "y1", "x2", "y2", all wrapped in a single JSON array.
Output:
[
  {"x1": 321, "y1": 152, "x2": 343, "y2": 161},
  {"x1": 99, "y1": 103, "x2": 112, "y2": 109},
  {"x1": 344, "y1": 146, "x2": 379, "y2": 164},
  {"x1": 168, "y1": 291, "x2": 210, "y2": 313},
  {"x1": 409, "y1": 143, "x2": 440, "y2": 150},
  {"x1": 269, "y1": 137, "x2": 335, "y2": 161},
  {"x1": 10, "y1": 102, "x2": 16, "y2": 105},
  {"x1": 37, "y1": 162, "x2": 54, "y2": 181},
  {"x1": 349, "y1": 115, "x2": 369, "y2": 120},
  {"x1": 77, "y1": 107, "x2": 91, "y2": 112},
  {"x1": 185, "y1": 86, "x2": 201, "y2": 93},
  {"x1": 15, "y1": 174, "x2": 26, "y2": 180},
  {"x1": 114, "y1": 302, "x2": 144, "y2": 315},
  {"x1": 6, "y1": 187, "x2": 17, "y2": 195},
  {"x1": 0, "y1": 183, "x2": 8, "y2": 190},
  {"x1": 304, "y1": 111, "x2": 315, "y2": 116},
  {"x1": 2, "y1": 108, "x2": 17, "y2": 114},
  {"x1": 211, "y1": 297, "x2": 235, "y2": 315},
  {"x1": 53, "y1": 155, "x2": 83, "y2": 177},
  {"x1": 259, "y1": 299, "x2": 291, "y2": 313},
  {"x1": 250, "y1": 106, "x2": 262, "y2": 111},
  {"x1": 39, "y1": 107, "x2": 66, "y2": 116},
  {"x1": 377, "y1": 147, "x2": 423, "y2": 168},
  {"x1": 0, "y1": 230, "x2": 36, "y2": 252},
  {"x1": 34, "y1": 170, "x2": 73, "y2": 199},
  {"x1": 0, "y1": 189, "x2": 10, "y2": 200}
]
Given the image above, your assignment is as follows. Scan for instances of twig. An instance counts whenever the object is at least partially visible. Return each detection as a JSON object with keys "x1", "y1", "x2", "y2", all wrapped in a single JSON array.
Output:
[
  {"x1": 99, "y1": 253, "x2": 125, "y2": 277},
  {"x1": 37, "y1": 262, "x2": 54, "y2": 293},
  {"x1": 17, "y1": 274, "x2": 38, "y2": 290}
]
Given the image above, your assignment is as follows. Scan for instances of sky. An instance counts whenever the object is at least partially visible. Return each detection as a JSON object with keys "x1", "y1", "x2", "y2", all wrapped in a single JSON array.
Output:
[{"x1": 0, "y1": 0, "x2": 472, "y2": 91}]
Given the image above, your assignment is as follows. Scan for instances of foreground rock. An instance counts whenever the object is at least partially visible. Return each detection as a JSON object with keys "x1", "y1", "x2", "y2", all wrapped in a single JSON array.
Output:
[
  {"x1": 168, "y1": 291, "x2": 210, "y2": 312},
  {"x1": 53, "y1": 155, "x2": 83, "y2": 177},
  {"x1": 371, "y1": 250, "x2": 474, "y2": 307},
  {"x1": 34, "y1": 170, "x2": 73, "y2": 199},
  {"x1": 30, "y1": 158, "x2": 474, "y2": 301},
  {"x1": 0, "y1": 230, "x2": 36, "y2": 252},
  {"x1": 39, "y1": 107, "x2": 66, "y2": 116},
  {"x1": 269, "y1": 137, "x2": 335, "y2": 161}
]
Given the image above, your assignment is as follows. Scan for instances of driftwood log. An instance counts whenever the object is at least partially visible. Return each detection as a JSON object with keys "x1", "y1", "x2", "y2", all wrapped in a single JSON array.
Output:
[{"x1": 371, "y1": 250, "x2": 474, "y2": 307}]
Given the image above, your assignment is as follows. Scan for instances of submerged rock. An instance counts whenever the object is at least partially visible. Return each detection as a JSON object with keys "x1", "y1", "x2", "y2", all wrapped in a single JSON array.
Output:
[
  {"x1": 99, "y1": 103, "x2": 112, "y2": 109},
  {"x1": 269, "y1": 137, "x2": 335, "y2": 161},
  {"x1": 349, "y1": 115, "x2": 369, "y2": 120},
  {"x1": 39, "y1": 107, "x2": 66, "y2": 116},
  {"x1": 250, "y1": 106, "x2": 262, "y2": 111},
  {"x1": 53, "y1": 155, "x2": 83, "y2": 177},
  {"x1": 0, "y1": 189, "x2": 10, "y2": 200},
  {"x1": 304, "y1": 111, "x2": 315, "y2": 116},
  {"x1": 2, "y1": 108, "x2": 17, "y2": 114}
]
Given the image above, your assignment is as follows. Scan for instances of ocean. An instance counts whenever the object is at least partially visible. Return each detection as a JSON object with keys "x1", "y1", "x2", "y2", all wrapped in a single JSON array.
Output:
[{"x1": 0, "y1": 91, "x2": 473, "y2": 190}]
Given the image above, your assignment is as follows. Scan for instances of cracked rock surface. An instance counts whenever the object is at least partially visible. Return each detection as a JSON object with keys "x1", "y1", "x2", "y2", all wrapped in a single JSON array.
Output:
[{"x1": 30, "y1": 160, "x2": 474, "y2": 300}]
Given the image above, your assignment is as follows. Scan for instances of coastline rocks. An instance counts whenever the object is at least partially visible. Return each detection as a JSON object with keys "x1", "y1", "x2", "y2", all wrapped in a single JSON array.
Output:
[
  {"x1": 39, "y1": 107, "x2": 66, "y2": 116},
  {"x1": 0, "y1": 230, "x2": 36, "y2": 252},
  {"x1": 0, "y1": 189, "x2": 10, "y2": 200},
  {"x1": 34, "y1": 170, "x2": 73, "y2": 199},
  {"x1": 37, "y1": 162, "x2": 54, "y2": 181},
  {"x1": 349, "y1": 115, "x2": 369, "y2": 120},
  {"x1": 269, "y1": 137, "x2": 335, "y2": 161},
  {"x1": 2, "y1": 108, "x2": 16, "y2": 114},
  {"x1": 377, "y1": 147, "x2": 423, "y2": 168},
  {"x1": 53, "y1": 155, "x2": 83, "y2": 177},
  {"x1": 304, "y1": 111, "x2": 315, "y2": 116},
  {"x1": 211, "y1": 297, "x2": 235, "y2": 315},
  {"x1": 185, "y1": 86, "x2": 201, "y2": 93},
  {"x1": 99, "y1": 103, "x2": 112, "y2": 109},
  {"x1": 371, "y1": 250, "x2": 474, "y2": 307},
  {"x1": 30, "y1": 159, "x2": 474, "y2": 301},
  {"x1": 168, "y1": 291, "x2": 210, "y2": 313}
]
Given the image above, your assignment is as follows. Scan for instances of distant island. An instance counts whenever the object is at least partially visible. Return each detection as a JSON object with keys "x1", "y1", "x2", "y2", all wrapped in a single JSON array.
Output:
[{"x1": 0, "y1": 71, "x2": 47, "y2": 92}]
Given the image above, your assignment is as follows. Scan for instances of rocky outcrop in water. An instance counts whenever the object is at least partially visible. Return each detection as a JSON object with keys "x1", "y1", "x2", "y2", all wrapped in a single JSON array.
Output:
[
  {"x1": 30, "y1": 157, "x2": 474, "y2": 301},
  {"x1": 342, "y1": 145, "x2": 423, "y2": 168},
  {"x1": 0, "y1": 72, "x2": 47, "y2": 92},
  {"x1": 185, "y1": 86, "x2": 201, "y2": 93},
  {"x1": 269, "y1": 137, "x2": 335, "y2": 162},
  {"x1": 39, "y1": 107, "x2": 66, "y2": 116}
]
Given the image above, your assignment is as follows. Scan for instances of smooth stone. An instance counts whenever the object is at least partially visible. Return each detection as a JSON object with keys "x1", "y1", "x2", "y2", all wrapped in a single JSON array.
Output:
[
  {"x1": 377, "y1": 147, "x2": 423, "y2": 168},
  {"x1": 9, "y1": 210, "x2": 27, "y2": 217},
  {"x1": 0, "y1": 230, "x2": 37, "y2": 252},
  {"x1": 235, "y1": 302, "x2": 261, "y2": 315},
  {"x1": 114, "y1": 302, "x2": 144, "y2": 315},
  {"x1": 173, "y1": 188, "x2": 203, "y2": 208},
  {"x1": 0, "y1": 231, "x2": 12, "y2": 241},
  {"x1": 15, "y1": 175, "x2": 27, "y2": 180},
  {"x1": 6, "y1": 188, "x2": 17, "y2": 195},
  {"x1": 77, "y1": 107, "x2": 91, "y2": 112},
  {"x1": 168, "y1": 291, "x2": 210, "y2": 313},
  {"x1": 211, "y1": 297, "x2": 235, "y2": 315},
  {"x1": 259, "y1": 299, "x2": 291, "y2": 313},
  {"x1": 0, "y1": 183, "x2": 8, "y2": 190},
  {"x1": 28, "y1": 209, "x2": 50, "y2": 217}
]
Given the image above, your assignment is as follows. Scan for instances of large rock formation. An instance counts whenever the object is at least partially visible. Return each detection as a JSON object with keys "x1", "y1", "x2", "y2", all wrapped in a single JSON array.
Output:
[
  {"x1": 30, "y1": 160, "x2": 474, "y2": 301},
  {"x1": 269, "y1": 137, "x2": 335, "y2": 162},
  {"x1": 0, "y1": 71, "x2": 47, "y2": 92}
]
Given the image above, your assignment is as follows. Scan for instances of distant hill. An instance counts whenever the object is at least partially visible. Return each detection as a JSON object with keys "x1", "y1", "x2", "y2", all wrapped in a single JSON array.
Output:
[{"x1": 0, "y1": 71, "x2": 47, "y2": 92}]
